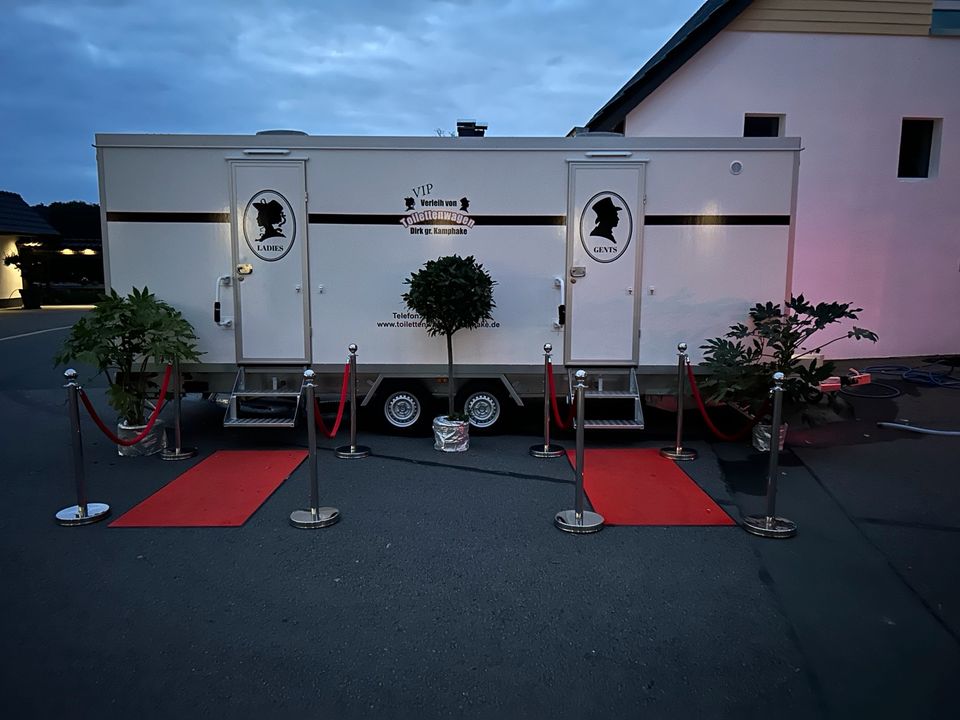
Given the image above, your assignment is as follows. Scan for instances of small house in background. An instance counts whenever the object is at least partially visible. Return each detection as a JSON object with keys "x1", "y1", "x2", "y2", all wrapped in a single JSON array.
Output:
[
  {"x1": 0, "y1": 192, "x2": 104, "y2": 308},
  {"x1": 0, "y1": 191, "x2": 60, "y2": 308},
  {"x1": 582, "y1": 0, "x2": 960, "y2": 359}
]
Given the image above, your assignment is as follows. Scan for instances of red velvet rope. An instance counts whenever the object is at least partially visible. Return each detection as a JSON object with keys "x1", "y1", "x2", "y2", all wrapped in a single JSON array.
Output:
[
  {"x1": 545, "y1": 361, "x2": 576, "y2": 431},
  {"x1": 685, "y1": 361, "x2": 767, "y2": 442},
  {"x1": 78, "y1": 364, "x2": 173, "y2": 446},
  {"x1": 313, "y1": 362, "x2": 350, "y2": 439}
]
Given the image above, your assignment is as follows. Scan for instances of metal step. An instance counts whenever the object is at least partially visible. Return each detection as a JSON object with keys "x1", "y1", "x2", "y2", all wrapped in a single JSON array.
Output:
[
  {"x1": 223, "y1": 417, "x2": 298, "y2": 428},
  {"x1": 224, "y1": 366, "x2": 304, "y2": 428},
  {"x1": 580, "y1": 419, "x2": 645, "y2": 430},
  {"x1": 569, "y1": 367, "x2": 645, "y2": 431}
]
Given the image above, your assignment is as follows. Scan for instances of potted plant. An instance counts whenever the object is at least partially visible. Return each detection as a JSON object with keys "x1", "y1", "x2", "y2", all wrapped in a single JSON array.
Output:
[
  {"x1": 54, "y1": 286, "x2": 201, "y2": 456},
  {"x1": 3, "y1": 252, "x2": 44, "y2": 309},
  {"x1": 402, "y1": 254, "x2": 496, "y2": 452},
  {"x1": 698, "y1": 295, "x2": 877, "y2": 450}
]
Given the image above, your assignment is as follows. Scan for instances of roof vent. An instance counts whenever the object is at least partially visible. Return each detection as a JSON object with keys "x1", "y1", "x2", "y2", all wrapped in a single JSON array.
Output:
[
  {"x1": 571, "y1": 127, "x2": 623, "y2": 137},
  {"x1": 256, "y1": 129, "x2": 308, "y2": 136},
  {"x1": 456, "y1": 120, "x2": 487, "y2": 137}
]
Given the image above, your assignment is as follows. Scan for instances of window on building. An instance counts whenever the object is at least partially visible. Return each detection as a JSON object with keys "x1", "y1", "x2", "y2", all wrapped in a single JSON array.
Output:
[
  {"x1": 743, "y1": 114, "x2": 783, "y2": 137},
  {"x1": 898, "y1": 118, "x2": 941, "y2": 179}
]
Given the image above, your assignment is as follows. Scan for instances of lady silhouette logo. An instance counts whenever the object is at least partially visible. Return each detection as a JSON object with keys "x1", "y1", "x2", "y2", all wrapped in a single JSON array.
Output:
[
  {"x1": 580, "y1": 191, "x2": 632, "y2": 263},
  {"x1": 243, "y1": 190, "x2": 296, "y2": 261}
]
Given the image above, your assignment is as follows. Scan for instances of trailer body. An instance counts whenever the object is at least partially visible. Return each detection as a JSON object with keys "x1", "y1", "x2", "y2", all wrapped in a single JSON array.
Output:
[{"x1": 96, "y1": 133, "x2": 799, "y2": 430}]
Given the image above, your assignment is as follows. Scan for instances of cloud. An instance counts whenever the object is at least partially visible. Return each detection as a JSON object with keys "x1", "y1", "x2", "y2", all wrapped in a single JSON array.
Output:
[{"x1": 1, "y1": 0, "x2": 704, "y2": 202}]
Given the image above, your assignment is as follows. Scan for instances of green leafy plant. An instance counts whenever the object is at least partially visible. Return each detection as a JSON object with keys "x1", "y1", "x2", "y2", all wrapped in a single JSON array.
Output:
[
  {"x1": 699, "y1": 295, "x2": 878, "y2": 417},
  {"x1": 54, "y1": 287, "x2": 201, "y2": 425},
  {"x1": 402, "y1": 254, "x2": 496, "y2": 419}
]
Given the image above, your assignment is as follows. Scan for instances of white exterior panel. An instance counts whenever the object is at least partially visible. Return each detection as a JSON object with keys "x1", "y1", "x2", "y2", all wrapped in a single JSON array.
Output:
[{"x1": 96, "y1": 134, "x2": 800, "y2": 383}]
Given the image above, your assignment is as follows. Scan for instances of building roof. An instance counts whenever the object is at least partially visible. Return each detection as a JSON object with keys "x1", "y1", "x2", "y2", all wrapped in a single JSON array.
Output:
[
  {"x1": 583, "y1": 0, "x2": 753, "y2": 132},
  {"x1": 0, "y1": 191, "x2": 59, "y2": 236}
]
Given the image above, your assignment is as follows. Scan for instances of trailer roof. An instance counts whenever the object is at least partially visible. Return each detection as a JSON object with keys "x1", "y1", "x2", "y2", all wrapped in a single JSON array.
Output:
[{"x1": 94, "y1": 134, "x2": 800, "y2": 152}]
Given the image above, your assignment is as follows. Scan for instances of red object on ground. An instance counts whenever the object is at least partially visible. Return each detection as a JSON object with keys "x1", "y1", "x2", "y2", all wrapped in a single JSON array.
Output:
[
  {"x1": 568, "y1": 448, "x2": 735, "y2": 526},
  {"x1": 110, "y1": 450, "x2": 306, "y2": 527}
]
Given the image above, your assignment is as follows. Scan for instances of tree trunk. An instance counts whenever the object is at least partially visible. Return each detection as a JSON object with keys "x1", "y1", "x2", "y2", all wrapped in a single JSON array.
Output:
[{"x1": 446, "y1": 332, "x2": 455, "y2": 418}]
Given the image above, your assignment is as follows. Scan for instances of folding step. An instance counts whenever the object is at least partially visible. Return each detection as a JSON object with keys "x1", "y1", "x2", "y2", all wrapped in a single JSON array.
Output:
[
  {"x1": 569, "y1": 367, "x2": 645, "y2": 431},
  {"x1": 223, "y1": 366, "x2": 304, "y2": 428}
]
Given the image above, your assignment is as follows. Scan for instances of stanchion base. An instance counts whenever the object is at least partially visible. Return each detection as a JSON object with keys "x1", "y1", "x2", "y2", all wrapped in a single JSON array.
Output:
[
  {"x1": 55, "y1": 503, "x2": 111, "y2": 527},
  {"x1": 743, "y1": 514, "x2": 797, "y2": 539},
  {"x1": 554, "y1": 509, "x2": 604, "y2": 534},
  {"x1": 335, "y1": 445, "x2": 371, "y2": 459},
  {"x1": 160, "y1": 446, "x2": 198, "y2": 461},
  {"x1": 290, "y1": 507, "x2": 340, "y2": 529},
  {"x1": 530, "y1": 443, "x2": 565, "y2": 458},
  {"x1": 659, "y1": 446, "x2": 698, "y2": 461}
]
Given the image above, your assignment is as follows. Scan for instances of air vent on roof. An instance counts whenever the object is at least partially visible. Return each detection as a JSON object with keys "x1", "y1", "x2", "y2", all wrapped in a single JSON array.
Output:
[
  {"x1": 256, "y1": 129, "x2": 308, "y2": 136},
  {"x1": 571, "y1": 127, "x2": 623, "y2": 137}
]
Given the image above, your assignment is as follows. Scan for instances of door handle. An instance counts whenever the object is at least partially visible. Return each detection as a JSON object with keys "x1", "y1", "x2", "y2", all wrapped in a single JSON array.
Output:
[
  {"x1": 237, "y1": 263, "x2": 254, "y2": 276},
  {"x1": 570, "y1": 266, "x2": 586, "y2": 278}
]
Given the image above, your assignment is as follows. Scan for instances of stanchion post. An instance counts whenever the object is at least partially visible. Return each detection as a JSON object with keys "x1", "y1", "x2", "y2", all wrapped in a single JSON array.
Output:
[
  {"x1": 660, "y1": 342, "x2": 697, "y2": 461},
  {"x1": 336, "y1": 344, "x2": 371, "y2": 459},
  {"x1": 161, "y1": 357, "x2": 197, "y2": 461},
  {"x1": 530, "y1": 343, "x2": 565, "y2": 458},
  {"x1": 555, "y1": 370, "x2": 604, "y2": 534},
  {"x1": 743, "y1": 371, "x2": 797, "y2": 539},
  {"x1": 290, "y1": 369, "x2": 340, "y2": 529},
  {"x1": 55, "y1": 369, "x2": 110, "y2": 526}
]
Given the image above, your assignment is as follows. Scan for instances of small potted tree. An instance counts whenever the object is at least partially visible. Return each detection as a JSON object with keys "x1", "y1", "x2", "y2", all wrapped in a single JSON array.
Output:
[
  {"x1": 402, "y1": 254, "x2": 496, "y2": 452},
  {"x1": 54, "y1": 287, "x2": 201, "y2": 456},
  {"x1": 699, "y1": 295, "x2": 877, "y2": 450}
]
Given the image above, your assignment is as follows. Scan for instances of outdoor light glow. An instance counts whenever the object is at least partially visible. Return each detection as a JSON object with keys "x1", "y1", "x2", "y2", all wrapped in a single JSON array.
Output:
[
  {"x1": 59, "y1": 249, "x2": 76, "y2": 255},
  {"x1": 81, "y1": 249, "x2": 97, "y2": 255},
  {"x1": 22, "y1": 241, "x2": 43, "y2": 247}
]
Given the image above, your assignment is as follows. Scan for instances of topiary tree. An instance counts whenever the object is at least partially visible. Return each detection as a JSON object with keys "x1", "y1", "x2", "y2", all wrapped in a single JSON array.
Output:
[{"x1": 402, "y1": 254, "x2": 496, "y2": 419}]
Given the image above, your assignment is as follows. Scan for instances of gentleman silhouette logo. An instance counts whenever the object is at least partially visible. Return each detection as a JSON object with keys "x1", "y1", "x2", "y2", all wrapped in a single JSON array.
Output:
[
  {"x1": 243, "y1": 190, "x2": 296, "y2": 262},
  {"x1": 579, "y1": 191, "x2": 632, "y2": 263},
  {"x1": 589, "y1": 196, "x2": 621, "y2": 243}
]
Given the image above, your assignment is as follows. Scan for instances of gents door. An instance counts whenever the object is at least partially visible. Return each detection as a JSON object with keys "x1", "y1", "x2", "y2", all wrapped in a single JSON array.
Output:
[
  {"x1": 231, "y1": 160, "x2": 310, "y2": 363},
  {"x1": 565, "y1": 162, "x2": 645, "y2": 365}
]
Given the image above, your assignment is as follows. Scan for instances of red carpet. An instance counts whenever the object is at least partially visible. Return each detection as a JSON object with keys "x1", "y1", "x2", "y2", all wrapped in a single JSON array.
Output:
[
  {"x1": 568, "y1": 448, "x2": 734, "y2": 526},
  {"x1": 110, "y1": 450, "x2": 306, "y2": 527}
]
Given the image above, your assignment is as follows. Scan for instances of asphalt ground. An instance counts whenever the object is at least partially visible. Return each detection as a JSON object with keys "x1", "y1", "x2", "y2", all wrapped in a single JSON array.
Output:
[{"x1": 2, "y1": 308, "x2": 959, "y2": 718}]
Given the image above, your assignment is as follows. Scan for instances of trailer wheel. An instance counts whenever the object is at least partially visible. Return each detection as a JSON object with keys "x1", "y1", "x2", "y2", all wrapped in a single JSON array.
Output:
[
  {"x1": 379, "y1": 384, "x2": 430, "y2": 434},
  {"x1": 458, "y1": 383, "x2": 510, "y2": 434}
]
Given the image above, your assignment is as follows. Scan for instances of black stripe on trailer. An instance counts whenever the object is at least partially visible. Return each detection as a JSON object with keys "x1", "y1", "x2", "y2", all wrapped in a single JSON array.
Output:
[
  {"x1": 106, "y1": 212, "x2": 231, "y2": 223},
  {"x1": 644, "y1": 215, "x2": 790, "y2": 225},
  {"x1": 308, "y1": 214, "x2": 567, "y2": 226}
]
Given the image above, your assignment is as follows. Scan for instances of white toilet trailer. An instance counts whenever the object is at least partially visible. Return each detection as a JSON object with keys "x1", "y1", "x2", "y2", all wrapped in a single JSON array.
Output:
[{"x1": 95, "y1": 133, "x2": 799, "y2": 432}]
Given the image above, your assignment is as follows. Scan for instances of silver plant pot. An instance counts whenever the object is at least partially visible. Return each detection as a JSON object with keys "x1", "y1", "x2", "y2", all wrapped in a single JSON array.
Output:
[
  {"x1": 752, "y1": 422, "x2": 788, "y2": 452},
  {"x1": 117, "y1": 418, "x2": 168, "y2": 457},
  {"x1": 433, "y1": 415, "x2": 469, "y2": 453}
]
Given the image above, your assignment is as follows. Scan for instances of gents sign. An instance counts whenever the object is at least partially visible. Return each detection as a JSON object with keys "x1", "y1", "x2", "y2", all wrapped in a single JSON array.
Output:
[
  {"x1": 579, "y1": 191, "x2": 632, "y2": 263},
  {"x1": 243, "y1": 190, "x2": 296, "y2": 261}
]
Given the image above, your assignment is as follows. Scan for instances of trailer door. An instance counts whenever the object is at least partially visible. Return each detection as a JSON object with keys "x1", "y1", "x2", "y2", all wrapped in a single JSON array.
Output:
[
  {"x1": 230, "y1": 160, "x2": 310, "y2": 363},
  {"x1": 565, "y1": 162, "x2": 645, "y2": 365}
]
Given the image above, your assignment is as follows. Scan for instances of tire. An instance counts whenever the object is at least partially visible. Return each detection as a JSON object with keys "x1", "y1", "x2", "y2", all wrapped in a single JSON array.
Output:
[
  {"x1": 377, "y1": 383, "x2": 432, "y2": 435},
  {"x1": 457, "y1": 382, "x2": 511, "y2": 434}
]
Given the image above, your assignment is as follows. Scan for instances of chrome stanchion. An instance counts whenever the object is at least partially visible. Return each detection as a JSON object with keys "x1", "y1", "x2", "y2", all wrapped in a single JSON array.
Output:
[
  {"x1": 555, "y1": 370, "x2": 604, "y2": 534},
  {"x1": 291, "y1": 369, "x2": 340, "y2": 529},
  {"x1": 530, "y1": 343, "x2": 565, "y2": 458},
  {"x1": 336, "y1": 344, "x2": 370, "y2": 459},
  {"x1": 660, "y1": 342, "x2": 697, "y2": 461},
  {"x1": 161, "y1": 357, "x2": 197, "y2": 461},
  {"x1": 55, "y1": 369, "x2": 110, "y2": 526},
  {"x1": 743, "y1": 372, "x2": 797, "y2": 539}
]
